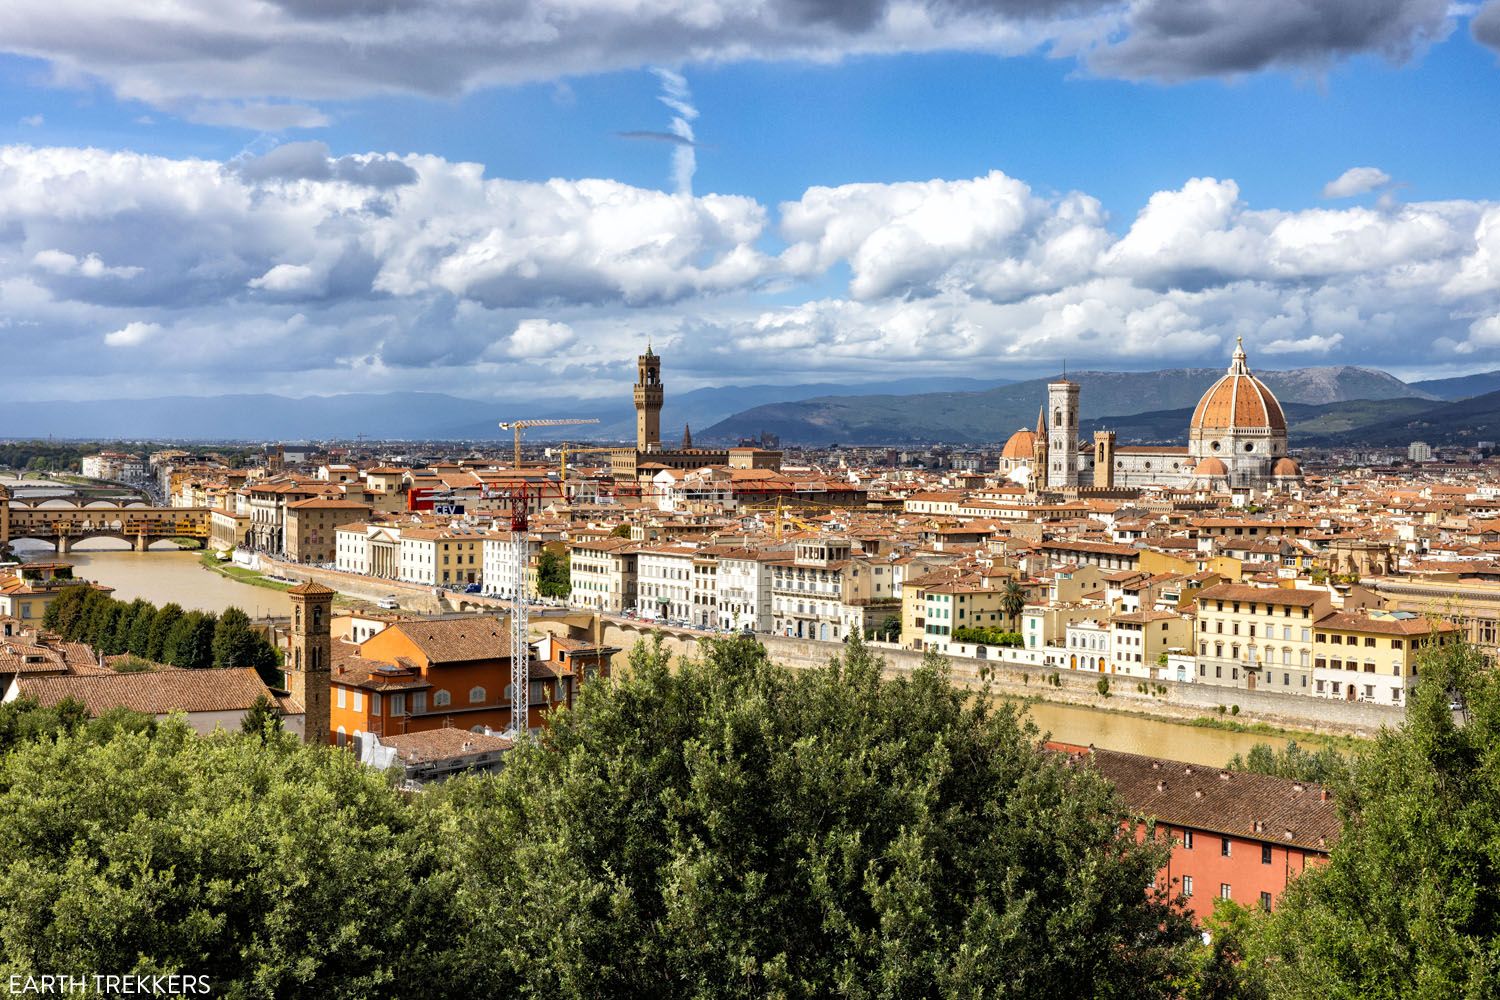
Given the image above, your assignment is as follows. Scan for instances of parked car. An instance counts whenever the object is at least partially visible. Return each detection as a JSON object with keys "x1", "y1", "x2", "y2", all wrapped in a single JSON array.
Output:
[
  {"x1": 464, "y1": 583, "x2": 482, "y2": 594},
  {"x1": 376, "y1": 596, "x2": 399, "y2": 610}
]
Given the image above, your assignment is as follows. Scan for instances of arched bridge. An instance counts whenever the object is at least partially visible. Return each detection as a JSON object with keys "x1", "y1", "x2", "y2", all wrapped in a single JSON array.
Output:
[{"x1": 1, "y1": 496, "x2": 210, "y2": 553}]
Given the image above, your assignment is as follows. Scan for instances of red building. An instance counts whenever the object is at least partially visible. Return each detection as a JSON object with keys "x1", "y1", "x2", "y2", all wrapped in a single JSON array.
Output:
[{"x1": 1054, "y1": 744, "x2": 1340, "y2": 921}]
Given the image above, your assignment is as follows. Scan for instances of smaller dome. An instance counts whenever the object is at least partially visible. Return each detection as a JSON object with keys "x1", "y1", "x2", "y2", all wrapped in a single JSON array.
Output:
[
  {"x1": 1272, "y1": 457, "x2": 1302, "y2": 477},
  {"x1": 1193, "y1": 456, "x2": 1229, "y2": 478},
  {"x1": 1002, "y1": 428, "x2": 1037, "y2": 460}
]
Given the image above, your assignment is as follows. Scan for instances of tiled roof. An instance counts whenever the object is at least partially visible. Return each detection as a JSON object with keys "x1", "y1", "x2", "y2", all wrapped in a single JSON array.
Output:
[
  {"x1": 393, "y1": 618, "x2": 512, "y2": 664},
  {"x1": 14, "y1": 668, "x2": 273, "y2": 716},
  {"x1": 1195, "y1": 583, "x2": 1326, "y2": 607},
  {"x1": 379, "y1": 727, "x2": 513, "y2": 764},
  {"x1": 1070, "y1": 747, "x2": 1340, "y2": 852}
]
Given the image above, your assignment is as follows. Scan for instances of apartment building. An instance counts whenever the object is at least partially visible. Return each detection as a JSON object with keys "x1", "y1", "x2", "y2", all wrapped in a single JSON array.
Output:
[
  {"x1": 637, "y1": 543, "x2": 698, "y2": 623},
  {"x1": 567, "y1": 537, "x2": 639, "y2": 614},
  {"x1": 284, "y1": 498, "x2": 372, "y2": 565},
  {"x1": 336, "y1": 522, "x2": 403, "y2": 579},
  {"x1": 715, "y1": 548, "x2": 782, "y2": 632},
  {"x1": 1107, "y1": 610, "x2": 1193, "y2": 678},
  {"x1": 1311, "y1": 609, "x2": 1461, "y2": 705},
  {"x1": 1193, "y1": 584, "x2": 1332, "y2": 693},
  {"x1": 481, "y1": 533, "x2": 540, "y2": 600},
  {"x1": 398, "y1": 525, "x2": 485, "y2": 586}
]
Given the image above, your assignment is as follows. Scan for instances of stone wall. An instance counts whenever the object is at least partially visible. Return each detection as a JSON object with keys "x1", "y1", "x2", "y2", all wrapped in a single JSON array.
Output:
[{"x1": 585, "y1": 620, "x2": 1403, "y2": 738}]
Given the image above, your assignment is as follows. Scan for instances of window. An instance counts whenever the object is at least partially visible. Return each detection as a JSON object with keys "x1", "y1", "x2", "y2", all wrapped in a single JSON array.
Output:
[
  {"x1": 433, "y1": 689, "x2": 451, "y2": 707},
  {"x1": 1221, "y1": 837, "x2": 1232, "y2": 857},
  {"x1": 1262, "y1": 844, "x2": 1272, "y2": 865},
  {"x1": 390, "y1": 693, "x2": 406, "y2": 717},
  {"x1": 336, "y1": 687, "x2": 347, "y2": 709},
  {"x1": 413, "y1": 691, "x2": 426, "y2": 714},
  {"x1": 1183, "y1": 830, "x2": 1194, "y2": 849},
  {"x1": 1260, "y1": 891, "x2": 1272, "y2": 912},
  {"x1": 1182, "y1": 875, "x2": 1194, "y2": 898},
  {"x1": 1221, "y1": 883, "x2": 1232, "y2": 900},
  {"x1": 352, "y1": 691, "x2": 363, "y2": 712},
  {"x1": 371, "y1": 693, "x2": 381, "y2": 716}
]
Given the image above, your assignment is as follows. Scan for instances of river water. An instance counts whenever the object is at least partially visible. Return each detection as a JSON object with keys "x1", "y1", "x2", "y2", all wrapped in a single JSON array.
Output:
[
  {"x1": 13, "y1": 544, "x2": 292, "y2": 618},
  {"x1": 11, "y1": 546, "x2": 1301, "y2": 765}
]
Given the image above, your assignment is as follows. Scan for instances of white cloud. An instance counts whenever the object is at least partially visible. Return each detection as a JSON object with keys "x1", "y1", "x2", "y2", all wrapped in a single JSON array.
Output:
[
  {"x1": 32, "y1": 249, "x2": 142, "y2": 278},
  {"x1": 1262, "y1": 332, "x2": 1346, "y2": 354},
  {"x1": 182, "y1": 100, "x2": 331, "y2": 131},
  {"x1": 504, "y1": 319, "x2": 577, "y2": 358},
  {"x1": 0, "y1": 143, "x2": 1498, "y2": 398},
  {"x1": 1323, "y1": 166, "x2": 1392, "y2": 199},
  {"x1": 18, "y1": 114, "x2": 43, "y2": 127},
  {"x1": 103, "y1": 321, "x2": 161, "y2": 347}
]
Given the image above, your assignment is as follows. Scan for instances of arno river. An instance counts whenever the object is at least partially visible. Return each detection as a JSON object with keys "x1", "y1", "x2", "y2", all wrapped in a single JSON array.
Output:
[{"x1": 15, "y1": 543, "x2": 1300, "y2": 766}]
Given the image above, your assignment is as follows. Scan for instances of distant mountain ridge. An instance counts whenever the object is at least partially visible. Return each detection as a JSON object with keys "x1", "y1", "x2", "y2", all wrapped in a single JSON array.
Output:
[{"x1": 700, "y1": 366, "x2": 1432, "y2": 446}]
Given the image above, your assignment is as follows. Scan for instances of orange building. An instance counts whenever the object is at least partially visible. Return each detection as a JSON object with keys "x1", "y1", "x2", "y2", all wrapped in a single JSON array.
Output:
[
  {"x1": 1057, "y1": 745, "x2": 1339, "y2": 921},
  {"x1": 326, "y1": 617, "x2": 612, "y2": 745}
]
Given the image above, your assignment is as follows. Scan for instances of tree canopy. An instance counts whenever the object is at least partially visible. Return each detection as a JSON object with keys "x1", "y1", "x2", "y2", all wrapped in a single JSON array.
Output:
[{"x1": 0, "y1": 634, "x2": 1203, "y2": 997}]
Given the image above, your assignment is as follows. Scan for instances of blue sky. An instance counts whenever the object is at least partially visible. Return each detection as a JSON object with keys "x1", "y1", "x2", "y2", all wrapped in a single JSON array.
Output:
[{"x1": 1, "y1": 1, "x2": 1499, "y2": 401}]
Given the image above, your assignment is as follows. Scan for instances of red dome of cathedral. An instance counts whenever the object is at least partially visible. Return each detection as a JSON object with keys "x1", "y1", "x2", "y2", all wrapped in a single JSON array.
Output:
[
  {"x1": 1190, "y1": 338, "x2": 1287, "y2": 433},
  {"x1": 1001, "y1": 428, "x2": 1037, "y2": 460}
]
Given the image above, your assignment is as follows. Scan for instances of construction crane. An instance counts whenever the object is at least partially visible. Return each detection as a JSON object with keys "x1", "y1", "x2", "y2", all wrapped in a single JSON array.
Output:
[
  {"x1": 558, "y1": 443, "x2": 618, "y2": 485},
  {"x1": 739, "y1": 497, "x2": 824, "y2": 540},
  {"x1": 497, "y1": 418, "x2": 600, "y2": 469},
  {"x1": 502, "y1": 483, "x2": 531, "y2": 740}
]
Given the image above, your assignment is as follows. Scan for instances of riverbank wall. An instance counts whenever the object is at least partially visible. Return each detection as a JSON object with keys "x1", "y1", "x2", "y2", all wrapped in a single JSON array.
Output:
[{"x1": 587, "y1": 619, "x2": 1401, "y2": 739}]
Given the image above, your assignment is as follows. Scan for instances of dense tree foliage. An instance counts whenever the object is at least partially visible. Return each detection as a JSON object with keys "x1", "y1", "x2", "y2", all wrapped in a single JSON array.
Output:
[
  {"x1": 0, "y1": 697, "x2": 154, "y2": 754},
  {"x1": 536, "y1": 547, "x2": 570, "y2": 599},
  {"x1": 439, "y1": 635, "x2": 1197, "y2": 997},
  {"x1": 1226, "y1": 740, "x2": 1351, "y2": 786},
  {"x1": 41, "y1": 587, "x2": 277, "y2": 674},
  {"x1": 952, "y1": 625, "x2": 1024, "y2": 647},
  {"x1": 1241, "y1": 636, "x2": 1500, "y2": 998},
  {"x1": 0, "y1": 635, "x2": 1205, "y2": 997}
]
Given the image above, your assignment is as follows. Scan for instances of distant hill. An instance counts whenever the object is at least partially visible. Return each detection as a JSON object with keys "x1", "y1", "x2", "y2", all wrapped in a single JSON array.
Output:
[
  {"x1": 701, "y1": 366, "x2": 1431, "y2": 446},
  {"x1": 1082, "y1": 398, "x2": 1440, "y2": 446},
  {"x1": 1410, "y1": 370, "x2": 1500, "y2": 401},
  {"x1": 1, "y1": 375, "x2": 1013, "y2": 442},
  {"x1": 1307, "y1": 389, "x2": 1500, "y2": 447}
]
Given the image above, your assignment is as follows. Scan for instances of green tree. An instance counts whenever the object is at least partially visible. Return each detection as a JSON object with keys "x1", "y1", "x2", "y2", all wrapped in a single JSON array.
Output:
[
  {"x1": 41, "y1": 585, "x2": 85, "y2": 636},
  {"x1": 609, "y1": 523, "x2": 632, "y2": 538},
  {"x1": 1226, "y1": 740, "x2": 1350, "y2": 786},
  {"x1": 0, "y1": 720, "x2": 448, "y2": 997},
  {"x1": 439, "y1": 634, "x2": 1196, "y2": 996},
  {"x1": 212, "y1": 607, "x2": 260, "y2": 668},
  {"x1": 536, "y1": 547, "x2": 570, "y2": 599},
  {"x1": 147, "y1": 602, "x2": 184, "y2": 663},
  {"x1": 126, "y1": 601, "x2": 156, "y2": 658},
  {"x1": 164, "y1": 611, "x2": 217, "y2": 668},
  {"x1": 239, "y1": 693, "x2": 284, "y2": 741},
  {"x1": 1000, "y1": 577, "x2": 1027, "y2": 627},
  {"x1": 1251, "y1": 636, "x2": 1500, "y2": 997}
]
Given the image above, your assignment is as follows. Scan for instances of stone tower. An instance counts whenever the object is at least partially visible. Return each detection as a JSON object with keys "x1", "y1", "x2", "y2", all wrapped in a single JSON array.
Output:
[
  {"x1": 682, "y1": 423, "x2": 692, "y2": 449},
  {"x1": 1030, "y1": 406, "x2": 1048, "y2": 493},
  {"x1": 287, "y1": 580, "x2": 334, "y2": 745},
  {"x1": 0, "y1": 482, "x2": 9, "y2": 551},
  {"x1": 1093, "y1": 431, "x2": 1116, "y2": 489},
  {"x1": 1046, "y1": 378, "x2": 1080, "y2": 489},
  {"x1": 634, "y1": 345, "x2": 663, "y2": 452}
]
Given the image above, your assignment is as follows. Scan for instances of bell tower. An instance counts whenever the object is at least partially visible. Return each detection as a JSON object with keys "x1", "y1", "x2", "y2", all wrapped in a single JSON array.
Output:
[
  {"x1": 1047, "y1": 378, "x2": 1080, "y2": 488},
  {"x1": 287, "y1": 580, "x2": 334, "y2": 745},
  {"x1": 0, "y1": 482, "x2": 10, "y2": 551},
  {"x1": 634, "y1": 344, "x2": 663, "y2": 452}
]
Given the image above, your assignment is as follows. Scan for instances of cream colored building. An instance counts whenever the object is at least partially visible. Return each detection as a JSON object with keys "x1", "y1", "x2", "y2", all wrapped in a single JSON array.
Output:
[{"x1": 1193, "y1": 583, "x2": 1332, "y2": 693}]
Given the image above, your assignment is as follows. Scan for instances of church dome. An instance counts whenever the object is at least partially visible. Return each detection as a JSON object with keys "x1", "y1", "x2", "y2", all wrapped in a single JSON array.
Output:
[
  {"x1": 1001, "y1": 428, "x2": 1037, "y2": 460},
  {"x1": 1190, "y1": 338, "x2": 1286, "y2": 433},
  {"x1": 1272, "y1": 457, "x2": 1302, "y2": 477},
  {"x1": 1192, "y1": 456, "x2": 1229, "y2": 478}
]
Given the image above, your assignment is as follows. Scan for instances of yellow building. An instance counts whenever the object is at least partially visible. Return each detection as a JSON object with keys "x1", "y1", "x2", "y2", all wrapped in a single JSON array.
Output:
[
  {"x1": 1312, "y1": 610, "x2": 1460, "y2": 707},
  {"x1": 1193, "y1": 583, "x2": 1332, "y2": 694}
]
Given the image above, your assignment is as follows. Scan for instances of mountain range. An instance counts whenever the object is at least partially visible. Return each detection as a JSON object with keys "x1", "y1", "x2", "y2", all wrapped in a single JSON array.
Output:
[
  {"x1": 7, "y1": 366, "x2": 1500, "y2": 447},
  {"x1": 699, "y1": 366, "x2": 1447, "y2": 446}
]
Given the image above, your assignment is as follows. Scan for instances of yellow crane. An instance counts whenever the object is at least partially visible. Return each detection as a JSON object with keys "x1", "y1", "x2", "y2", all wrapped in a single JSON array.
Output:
[
  {"x1": 497, "y1": 418, "x2": 600, "y2": 468},
  {"x1": 739, "y1": 497, "x2": 824, "y2": 540},
  {"x1": 558, "y1": 443, "x2": 618, "y2": 485}
]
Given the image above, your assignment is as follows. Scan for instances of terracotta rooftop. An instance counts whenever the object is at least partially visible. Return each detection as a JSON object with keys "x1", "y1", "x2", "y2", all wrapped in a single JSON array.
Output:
[
  {"x1": 379, "y1": 727, "x2": 514, "y2": 764},
  {"x1": 13, "y1": 667, "x2": 274, "y2": 716}
]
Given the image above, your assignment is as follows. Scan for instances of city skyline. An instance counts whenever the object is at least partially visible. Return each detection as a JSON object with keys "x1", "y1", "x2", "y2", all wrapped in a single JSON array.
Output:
[{"x1": 1, "y1": 3, "x2": 1499, "y2": 405}]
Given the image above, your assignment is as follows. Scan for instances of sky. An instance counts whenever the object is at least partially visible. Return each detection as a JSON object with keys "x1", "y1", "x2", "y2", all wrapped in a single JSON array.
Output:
[{"x1": 1, "y1": 1, "x2": 1500, "y2": 404}]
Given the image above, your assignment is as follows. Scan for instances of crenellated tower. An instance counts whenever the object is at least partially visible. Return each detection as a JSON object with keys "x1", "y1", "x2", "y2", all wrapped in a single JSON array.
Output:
[
  {"x1": 634, "y1": 345, "x2": 663, "y2": 452},
  {"x1": 287, "y1": 580, "x2": 334, "y2": 745}
]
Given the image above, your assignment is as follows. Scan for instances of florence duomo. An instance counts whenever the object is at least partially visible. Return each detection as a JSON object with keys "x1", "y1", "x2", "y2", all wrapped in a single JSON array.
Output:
[{"x1": 1000, "y1": 338, "x2": 1301, "y2": 492}]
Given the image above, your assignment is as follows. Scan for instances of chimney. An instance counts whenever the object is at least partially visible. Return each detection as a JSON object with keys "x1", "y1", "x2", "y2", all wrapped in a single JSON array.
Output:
[
  {"x1": 1319, "y1": 788, "x2": 1331, "y2": 802},
  {"x1": 1156, "y1": 780, "x2": 1167, "y2": 792},
  {"x1": 1218, "y1": 771, "x2": 1230, "y2": 781},
  {"x1": 1292, "y1": 782, "x2": 1304, "y2": 793},
  {"x1": 1194, "y1": 789, "x2": 1203, "y2": 799}
]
